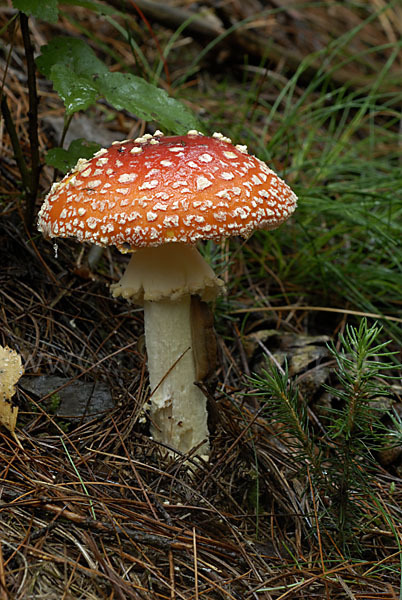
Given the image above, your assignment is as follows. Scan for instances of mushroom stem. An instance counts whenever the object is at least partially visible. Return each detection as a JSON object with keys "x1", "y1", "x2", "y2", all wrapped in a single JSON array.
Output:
[
  {"x1": 144, "y1": 295, "x2": 209, "y2": 455},
  {"x1": 111, "y1": 243, "x2": 224, "y2": 456}
]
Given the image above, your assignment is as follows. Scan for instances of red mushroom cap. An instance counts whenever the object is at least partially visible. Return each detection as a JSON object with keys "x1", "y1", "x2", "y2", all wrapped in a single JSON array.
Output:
[{"x1": 38, "y1": 131, "x2": 297, "y2": 250}]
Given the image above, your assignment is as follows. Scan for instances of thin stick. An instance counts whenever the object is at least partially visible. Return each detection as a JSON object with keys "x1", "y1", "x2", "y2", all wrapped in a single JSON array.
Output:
[
  {"x1": 193, "y1": 527, "x2": 199, "y2": 600},
  {"x1": 231, "y1": 304, "x2": 402, "y2": 324},
  {"x1": 168, "y1": 550, "x2": 175, "y2": 600},
  {"x1": 1, "y1": 95, "x2": 30, "y2": 191},
  {"x1": 0, "y1": 541, "x2": 8, "y2": 600}
]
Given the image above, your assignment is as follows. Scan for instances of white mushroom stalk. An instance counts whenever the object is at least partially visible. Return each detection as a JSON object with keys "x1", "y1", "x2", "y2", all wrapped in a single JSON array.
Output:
[
  {"x1": 37, "y1": 130, "x2": 298, "y2": 458},
  {"x1": 111, "y1": 243, "x2": 223, "y2": 455}
]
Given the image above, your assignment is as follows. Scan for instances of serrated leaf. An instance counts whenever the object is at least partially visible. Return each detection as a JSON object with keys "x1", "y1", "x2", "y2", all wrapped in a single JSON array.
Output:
[
  {"x1": 36, "y1": 36, "x2": 200, "y2": 131},
  {"x1": 50, "y1": 64, "x2": 99, "y2": 115},
  {"x1": 97, "y1": 72, "x2": 200, "y2": 133},
  {"x1": 13, "y1": 0, "x2": 58, "y2": 22},
  {"x1": 45, "y1": 139, "x2": 101, "y2": 173},
  {"x1": 36, "y1": 37, "x2": 108, "y2": 80}
]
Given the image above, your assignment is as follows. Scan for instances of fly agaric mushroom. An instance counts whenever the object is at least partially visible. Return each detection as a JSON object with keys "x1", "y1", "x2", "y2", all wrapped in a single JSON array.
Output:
[{"x1": 38, "y1": 130, "x2": 297, "y2": 457}]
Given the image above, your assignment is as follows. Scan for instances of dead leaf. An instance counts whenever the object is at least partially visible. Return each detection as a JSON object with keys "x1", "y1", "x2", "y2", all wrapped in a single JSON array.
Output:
[
  {"x1": 0, "y1": 400, "x2": 18, "y2": 435},
  {"x1": 0, "y1": 345, "x2": 23, "y2": 442},
  {"x1": 0, "y1": 345, "x2": 23, "y2": 401}
]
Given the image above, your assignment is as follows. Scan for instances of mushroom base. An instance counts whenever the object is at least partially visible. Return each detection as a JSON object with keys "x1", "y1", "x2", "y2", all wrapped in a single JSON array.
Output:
[{"x1": 144, "y1": 296, "x2": 209, "y2": 456}]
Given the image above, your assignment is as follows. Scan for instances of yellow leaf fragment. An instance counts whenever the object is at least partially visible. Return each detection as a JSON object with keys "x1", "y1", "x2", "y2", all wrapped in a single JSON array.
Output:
[
  {"x1": 0, "y1": 345, "x2": 23, "y2": 401},
  {"x1": 0, "y1": 345, "x2": 23, "y2": 437},
  {"x1": 0, "y1": 401, "x2": 18, "y2": 433}
]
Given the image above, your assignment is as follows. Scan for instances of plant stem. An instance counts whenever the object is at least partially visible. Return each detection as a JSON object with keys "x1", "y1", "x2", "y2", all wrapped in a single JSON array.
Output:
[
  {"x1": 59, "y1": 114, "x2": 73, "y2": 148},
  {"x1": 19, "y1": 12, "x2": 41, "y2": 232}
]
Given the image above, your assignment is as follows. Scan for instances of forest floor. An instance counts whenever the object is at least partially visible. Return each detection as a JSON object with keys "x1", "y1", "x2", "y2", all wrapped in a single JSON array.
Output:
[{"x1": 0, "y1": 1, "x2": 401, "y2": 598}]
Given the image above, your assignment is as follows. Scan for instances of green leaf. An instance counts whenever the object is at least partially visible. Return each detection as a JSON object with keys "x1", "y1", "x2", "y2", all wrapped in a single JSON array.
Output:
[
  {"x1": 96, "y1": 72, "x2": 200, "y2": 133},
  {"x1": 45, "y1": 138, "x2": 101, "y2": 173},
  {"x1": 13, "y1": 0, "x2": 58, "y2": 22},
  {"x1": 36, "y1": 38, "x2": 108, "y2": 115},
  {"x1": 50, "y1": 64, "x2": 99, "y2": 116},
  {"x1": 36, "y1": 37, "x2": 108, "y2": 80},
  {"x1": 36, "y1": 36, "x2": 200, "y2": 130}
]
